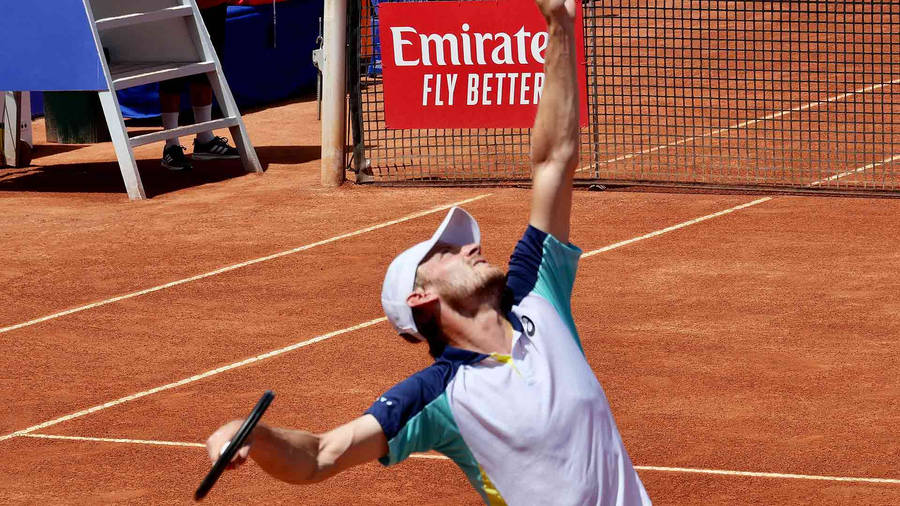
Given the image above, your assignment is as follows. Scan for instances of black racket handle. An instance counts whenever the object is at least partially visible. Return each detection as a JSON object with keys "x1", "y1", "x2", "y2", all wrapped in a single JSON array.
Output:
[{"x1": 194, "y1": 390, "x2": 275, "y2": 501}]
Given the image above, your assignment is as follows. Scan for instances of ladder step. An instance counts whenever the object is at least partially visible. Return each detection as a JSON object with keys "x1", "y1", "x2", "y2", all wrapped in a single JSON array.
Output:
[
  {"x1": 110, "y1": 61, "x2": 215, "y2": 90},
  {"x1": 95, "y1": 6, "x2": 194, "y2": 31},
  {"x1": 129, "y1": 117, "x2": 240, "y2": 147}
]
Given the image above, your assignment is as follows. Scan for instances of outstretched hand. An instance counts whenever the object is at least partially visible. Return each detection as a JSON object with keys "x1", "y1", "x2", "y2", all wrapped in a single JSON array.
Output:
[
  {"x1": 206, "y1": 419, "x2": 253, "y2": 470},
  {"x1": 535, "y1": 0, "x2": 576, "y2": 22}
]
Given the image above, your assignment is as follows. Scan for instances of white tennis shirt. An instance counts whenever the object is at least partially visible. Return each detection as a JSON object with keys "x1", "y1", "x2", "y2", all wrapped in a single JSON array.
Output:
[{"x1": 367, "y1": 226, "x2": 651, "y2": 505}]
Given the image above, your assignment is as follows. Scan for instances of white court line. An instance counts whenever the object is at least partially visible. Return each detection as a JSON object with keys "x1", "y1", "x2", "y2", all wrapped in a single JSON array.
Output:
[
  {"x1": 22, "y1": 433, "x2": 204, "y2": 448},
  {"x1": 0, "y1": 196, "x2": 772, "y2": 443},
  {"x1": 5, "y1": 76, "x2": 891, "y2": 335},
  {"x1": 579, "y1": 152, "x2": 899, "y2": 258},
  {"x1": 0, "y1": 194, "x2": 490, "y2": 335},
  {"x1": 0, "y1": 317, "x2": 387, "y2": 443},
  {"x1": 406, "y1": 454, "x2": 899, "y2": 484},
  {"x1": 1, "y1": 157, "x2": 890, "y2": 449},
  {"x1": 808, "y1": 153, "x2": 900, "y2": 187},
  {"x1": 577, "y1": 77, "x2": 900, "y2": 173},
  {"x1": 582, "y1": 197, "x2": 773, "y2": 258},
  {"x1": 20, "y1": 435, "x2": 899, "y2": 485},
  {"x1": 632, "y1": 465, "x2": 900, "y2": 485}
]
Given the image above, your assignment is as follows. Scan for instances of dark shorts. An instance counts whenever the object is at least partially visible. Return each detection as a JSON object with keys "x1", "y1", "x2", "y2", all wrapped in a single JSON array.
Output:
[{"x1": 159, "y1": 5, "x2": 227, "y2": 94}]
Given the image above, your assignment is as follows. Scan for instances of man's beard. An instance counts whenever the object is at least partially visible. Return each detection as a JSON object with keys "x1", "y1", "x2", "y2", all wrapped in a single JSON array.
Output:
[{"x1": 432, "y1": 264, "x2": 507, "y2": 315}]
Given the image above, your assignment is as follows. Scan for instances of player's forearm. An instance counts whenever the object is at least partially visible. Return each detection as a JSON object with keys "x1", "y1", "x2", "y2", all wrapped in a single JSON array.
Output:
[
  {"x1": 242, "y1": 415, "x2": 386, "y2": 485},
  {"x1": 530, "y1": 16, "x2": 579, "y2": 174},
  {"x1": 528, "y1": 8, "x2": 580, "y2": 242},
  {"x1": 248, "y1": 424, "x2": 328, "y2": 484}
]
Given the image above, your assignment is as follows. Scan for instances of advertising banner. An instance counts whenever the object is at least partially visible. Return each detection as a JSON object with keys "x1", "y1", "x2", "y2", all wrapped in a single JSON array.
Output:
[{"x1": 378, "y1": 0, "x2": 588, "y2": 129}]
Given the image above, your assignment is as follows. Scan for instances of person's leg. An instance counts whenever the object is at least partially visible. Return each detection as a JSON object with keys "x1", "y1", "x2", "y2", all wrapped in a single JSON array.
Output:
[
  {"x1": 159, "y1": 84, "x2": 182, "y2": 147},
  {"x1": 160, "y1": 79, "x2": 192, "y2": 170},
  {"x1": 190, "y1": 81, "x2": 214, "y2": 144},
  {"x1": 191, "y1": 4, "x2": 238, "y2": 158}
]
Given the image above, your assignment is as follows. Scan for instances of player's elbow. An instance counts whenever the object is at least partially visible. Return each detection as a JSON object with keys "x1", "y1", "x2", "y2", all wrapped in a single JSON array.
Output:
[
  {"x1": 531, "y1": 141, "x2": 579, "y2": 174},
  {"x1": 305, "y1": 459, "x2": 336, "y2": 484},
  {"x1": 276, "y1": 452, "x2": 332, "y2": 485},
  {"x1": 302, "y1": 432, "x2": 348, "y2": 483},
  {"x1": 294, "y1": 444, "x2": 337, "y2": 484}
]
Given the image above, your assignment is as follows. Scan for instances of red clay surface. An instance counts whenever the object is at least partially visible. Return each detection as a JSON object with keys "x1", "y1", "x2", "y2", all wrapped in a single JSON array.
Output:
[{"x1": 1, "y1": 97, "x2": 899, "y2": 504}]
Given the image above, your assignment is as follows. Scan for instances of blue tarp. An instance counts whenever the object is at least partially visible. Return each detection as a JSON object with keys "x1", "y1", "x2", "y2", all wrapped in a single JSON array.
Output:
[
  {"x1": 31, "y1": 1, "x2": 322, "y2": 119},
  {"x1": 119, "y1": 1, "x2": 322, "y2": 118},
  {"x1": 0, "y1": 2, "x2": 107, "y2": 91}
]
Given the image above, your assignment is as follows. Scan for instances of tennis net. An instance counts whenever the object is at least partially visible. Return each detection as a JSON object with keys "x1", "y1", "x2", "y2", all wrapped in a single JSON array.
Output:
[{"x1": 349, "y1": 0, "x2": 900, "y2": 194}]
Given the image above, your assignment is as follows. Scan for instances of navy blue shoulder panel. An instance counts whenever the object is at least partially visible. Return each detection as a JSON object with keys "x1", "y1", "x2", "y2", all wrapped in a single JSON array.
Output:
[
  {"x1": 507, "y1": 225, "x2": 548, "y2": 305},
  {"x1": 364, "y1": 346, "x2": 486, "y2": 440}
]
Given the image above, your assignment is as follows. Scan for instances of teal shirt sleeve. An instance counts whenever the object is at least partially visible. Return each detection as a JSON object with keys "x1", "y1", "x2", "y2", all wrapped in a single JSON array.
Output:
[
  {"x1": 533, "y1": 232, "x2": 582, "y2": 309},
  {"x1": 379, "y1": 393, "x2": 456, "y2": 466},
  {"x1": 364, "y1": 364, "x2": 494, "y2": 503},
  {"x1": 507, "y1": 226, "x2": 583, "y2": 349},
  {"x1": 381, "y1": 394, "x2": 499, "y2": 504}
]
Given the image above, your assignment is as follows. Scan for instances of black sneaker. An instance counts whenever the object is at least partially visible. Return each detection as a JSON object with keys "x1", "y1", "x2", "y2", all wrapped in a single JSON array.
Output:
[
  {"x1": 192, "y1": 136, "x2": 240, "y2": 160},
  {"x1": 162, "y1": 144, "x2": 193, "y2": 171}
]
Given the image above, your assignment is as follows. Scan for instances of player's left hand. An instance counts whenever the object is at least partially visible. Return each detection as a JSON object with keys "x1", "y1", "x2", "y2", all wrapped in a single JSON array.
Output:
[{"x1": 205, "y1": 419, "x2": 252, "y2": 470}]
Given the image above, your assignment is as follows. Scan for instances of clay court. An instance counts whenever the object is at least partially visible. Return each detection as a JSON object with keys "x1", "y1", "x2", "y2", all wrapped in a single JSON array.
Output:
[
  {"x1": 1, "y1": 93, "x2": 899, "y2": 504},
  {"x1": 2, "y1": 0, "x2": 900, "y2": 502}
]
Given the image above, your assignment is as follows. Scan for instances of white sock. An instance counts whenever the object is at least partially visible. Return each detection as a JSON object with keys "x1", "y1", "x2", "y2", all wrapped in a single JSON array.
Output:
[
  {"x1": 162, "y1": 112, "x2": 180, "y2": 147},
  {"x1": 193, "y1": 105, "x2": 214, "y2": 143}
]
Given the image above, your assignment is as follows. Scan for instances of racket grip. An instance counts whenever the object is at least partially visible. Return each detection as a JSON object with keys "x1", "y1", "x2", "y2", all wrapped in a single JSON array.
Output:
[{"x1": 194, "y1": 391, "x2": 275, "y2": 501}]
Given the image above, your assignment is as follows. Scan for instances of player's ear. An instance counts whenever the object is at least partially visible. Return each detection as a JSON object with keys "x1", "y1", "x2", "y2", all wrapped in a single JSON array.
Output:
[{"x1": 407, "y1": 288, "x2": 438, "y2": 309}]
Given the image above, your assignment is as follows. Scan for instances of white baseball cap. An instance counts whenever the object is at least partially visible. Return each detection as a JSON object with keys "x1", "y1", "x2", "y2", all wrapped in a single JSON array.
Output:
[{"x1": 381, "y1": 207, "x2": 480, "y2": 341}]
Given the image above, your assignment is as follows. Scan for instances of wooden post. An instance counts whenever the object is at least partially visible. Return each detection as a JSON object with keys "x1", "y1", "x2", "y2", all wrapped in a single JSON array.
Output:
[
  {"x1": 2, "y1": 92, "x2": 33, "y2": 168},
  {"x1": 43, "y1": 91, "x2": 111, "y2": 144},
  {"x1": 321, "y1": 0, "x2": 347, "y2": 187}
]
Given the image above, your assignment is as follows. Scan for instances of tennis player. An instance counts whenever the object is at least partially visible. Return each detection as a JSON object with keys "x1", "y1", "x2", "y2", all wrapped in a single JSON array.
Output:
[{"x1": 206, "y1": 0, "x2": 650, "y2": 503}]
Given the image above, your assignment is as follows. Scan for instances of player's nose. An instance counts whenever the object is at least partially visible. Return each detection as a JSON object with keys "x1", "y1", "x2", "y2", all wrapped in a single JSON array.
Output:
[{"x1": 461, "y1": 243, "x2": 481, "y2": 257}]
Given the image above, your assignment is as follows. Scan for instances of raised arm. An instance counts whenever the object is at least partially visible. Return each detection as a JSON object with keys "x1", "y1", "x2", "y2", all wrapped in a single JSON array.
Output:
[
  {"x1": 529, "y1": 0, "x2": 580, "y2": 243},
  {"x1": 206, "y1": 414, "x2": 388, "y2": 484}
]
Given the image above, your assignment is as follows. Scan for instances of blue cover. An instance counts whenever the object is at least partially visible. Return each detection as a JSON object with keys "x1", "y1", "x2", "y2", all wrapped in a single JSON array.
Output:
[
  {"x1": 117, "y1": 1, "x2": 322, "y2": 119},
  {"x1": 0, "y1": 2, "x2": 107, "y2": 91}
]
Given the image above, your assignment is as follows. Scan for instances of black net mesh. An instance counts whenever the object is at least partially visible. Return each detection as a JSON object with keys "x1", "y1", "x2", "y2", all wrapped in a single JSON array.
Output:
[{"x1": 351, "y1": 0, "x2": 900, "y2": 193}]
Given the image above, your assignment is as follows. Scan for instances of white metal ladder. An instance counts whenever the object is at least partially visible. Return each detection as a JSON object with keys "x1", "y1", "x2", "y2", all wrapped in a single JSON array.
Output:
[{"x1": 83, "y1": 0, "x2": 261, "y2": 200}]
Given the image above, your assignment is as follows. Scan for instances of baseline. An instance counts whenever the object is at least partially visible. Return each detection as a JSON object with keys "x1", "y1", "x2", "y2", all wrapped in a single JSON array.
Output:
[
  {"x1": 19, "y1": 434, "x2": 900, "y2": 485},
  {"x1": 408, "y1": 455, "x2": 900, "y2": 485}
]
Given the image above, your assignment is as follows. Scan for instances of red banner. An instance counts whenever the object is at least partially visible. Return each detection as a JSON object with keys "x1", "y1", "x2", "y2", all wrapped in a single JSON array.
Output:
[{"x1": 378, "y1": 0, "x2": 588, "y2": 129}]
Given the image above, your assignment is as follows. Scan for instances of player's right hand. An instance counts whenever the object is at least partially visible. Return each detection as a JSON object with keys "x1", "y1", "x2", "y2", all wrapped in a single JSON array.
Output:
[
  {"x1": 205, "y1": 419, "x2": 253, "y2": 470},
  {"x1": 535, "y1": 0, "x2": 576, "y2": 22}
]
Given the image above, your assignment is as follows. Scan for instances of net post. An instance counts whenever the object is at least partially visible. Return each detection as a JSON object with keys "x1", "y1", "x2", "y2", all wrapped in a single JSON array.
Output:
[{"x1": 321, "y1": 0, "x2": 348, "y2": 187}]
